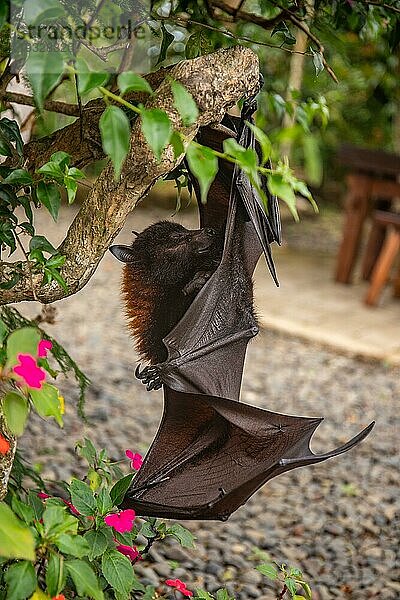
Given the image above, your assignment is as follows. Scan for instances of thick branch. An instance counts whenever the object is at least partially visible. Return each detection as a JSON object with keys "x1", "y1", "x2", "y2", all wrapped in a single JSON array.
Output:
[
  {"x1": 22, "y1": 69, "x2": 170, "y2": 171},
  {"x1": 0, "y1": 46, "x2": 260, "y2": 305}
]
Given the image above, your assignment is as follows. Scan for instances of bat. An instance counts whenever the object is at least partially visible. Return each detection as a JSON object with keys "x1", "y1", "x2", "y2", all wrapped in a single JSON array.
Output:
[{"x1": 120, "y1": 91, "x2": 374, "y2": 520}]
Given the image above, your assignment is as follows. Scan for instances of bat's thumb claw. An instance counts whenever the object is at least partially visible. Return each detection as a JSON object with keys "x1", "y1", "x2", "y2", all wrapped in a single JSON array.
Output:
[{"x1": 135, "y1": 364, "x2": 142, "y2": 379}]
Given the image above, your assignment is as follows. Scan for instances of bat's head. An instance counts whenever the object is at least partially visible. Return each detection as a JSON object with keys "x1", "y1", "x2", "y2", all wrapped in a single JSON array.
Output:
[{"x1": 109, "y1": 221, "x2": 222, "y2": 284}]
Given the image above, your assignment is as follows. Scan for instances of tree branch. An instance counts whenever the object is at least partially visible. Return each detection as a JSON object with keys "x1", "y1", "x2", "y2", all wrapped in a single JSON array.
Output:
[
  {"x1": 21, "y1": 69, "x2": 171, "y2": 171},
  {"x1": 0, "y1": 46, "x2": 260, "y2": 305},
  {"x1": 0, "y1": 91, "x2": 82, "y2": 116}
]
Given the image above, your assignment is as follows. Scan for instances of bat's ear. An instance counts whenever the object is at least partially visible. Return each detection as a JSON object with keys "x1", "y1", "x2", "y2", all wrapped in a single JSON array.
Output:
[{"x1": 109, "y1": 245, "x2": 136, "y2": 263}]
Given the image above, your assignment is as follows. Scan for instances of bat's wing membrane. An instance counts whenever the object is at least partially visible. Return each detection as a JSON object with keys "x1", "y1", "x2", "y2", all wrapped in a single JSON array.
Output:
[{"x1": 124, "y1": 388, "x2": 374, "y2": 520}]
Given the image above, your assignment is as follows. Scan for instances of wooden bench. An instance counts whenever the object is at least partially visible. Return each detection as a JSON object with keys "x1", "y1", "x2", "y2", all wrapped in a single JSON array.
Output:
[
  {"x1": 364, "y1": 210, "x2": 400, "y2": 306},
  {"x1": 335, "y1": 145, "x2": 400, "y2": 285}
]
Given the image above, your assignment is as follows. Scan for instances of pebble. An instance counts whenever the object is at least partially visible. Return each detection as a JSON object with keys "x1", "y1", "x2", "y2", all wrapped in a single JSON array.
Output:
[{"x1": 19, "y1": 206, "x2": 400, "y2": 600}]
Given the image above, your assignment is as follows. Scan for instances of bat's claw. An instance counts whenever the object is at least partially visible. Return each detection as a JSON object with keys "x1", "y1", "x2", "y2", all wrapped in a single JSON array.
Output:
[{"x1": 135, "y1": 364, "x2": 163, "y2": 391}]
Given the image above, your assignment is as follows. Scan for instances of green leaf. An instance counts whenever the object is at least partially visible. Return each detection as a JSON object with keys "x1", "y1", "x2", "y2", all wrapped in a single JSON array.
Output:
[
  {"x1": 140, "y1": 521, "x2": 156, "y2": 539},
  {"x1": 101, "y1": 549, "x2": 136, "y2": 595},
  {"x1": 256, "y1": 563, "x2": 278, "y2": 580},
  {"x1": 11, "y1": 495, "x2": 34, "y2": 525},
  {"x1": 156, "y1": 23, "x2": 175, "y2": 65},
  {"x1": 141, "y1": 108, "x2": 171, "y2": 162},
  {"x1": 285, "y1": 577, "x2": 298, "y2": 596},
  {"x1": 36, "y1": 181, "x2": 61, "y2": 221},
  {"x1": 0, "y1": 2, "x2": 8, "y2": 29},
  {"x1": 25, "y1": 52, "x2": 65, "y2": 110},
  {"x1": 43, "y1": 505, "x2": 77, "y2": 538},
  {"x1": 76, "y1": 58, "x2": 109, "y2": 96},
  {"x1": 303, "y1": 135, "x2": 323, "y2": 186},
  {"x1": 0, "y1": 318, "x2": 8, "y2": 343},
  {"x1": 96, "y1": 487, "x2": 113, "y2": 515},
  {"x1": 271, "y1": 21, "x2": 296, "y2": 45},
  {"x1": 6, "y1": 326, "x2": 41, "y2": 368},
  {"x1": 195, "y1": 590, "x2": 214, "y2": 600},
  {"x1": 64, "y1": 176, "x2": 78, "y2": 204},
  {"x1": 66, "y1": 559, "x2": 104, "y2": 600},
  {"x1": 36, "y1": 161, "x2": 64, "y2": 181},
  {"x1": 118, "y1": 72, "x2": 153, "y2": 95},
  {"x1": 171, "y1": 79, "x2": 199, "y2": 126},
  {"x1": 267, "y1": 173, "x2": 298, "y2": 221},
  {"x1": 110, "y1": 473, "x2": 134, "y2": 506},
  {"x1": 166, "y1": 523, "x2": 196, "y2": 548},
  {"x1": 170, "y1": 131, "x2": 185, "y2": 160},
  {"x1": 3, "y1": 169, "x2": 33, "y2": 186},
  {"x1": 27, "y1": 490, "x2": 44, "y2": 521},
  {"x1": 50, "y1": 151, "x2": 70, "y2": 167},
  {"x1": 99, "y1": 106, "x2": 130, "y2": 179},
  {"x1": 46, "y1": 552, "x2": 65, "y2": 597},
  {"x1": 67, "y1": 166, "x2": 85, "y2": 180},
  {"x1": 4, "y1": 561, "x2": 37, "y2": 600},
  {"x1": 23, "y1": 0, "x2": 65, "y2": 25},
  {"x1": 29, "y1": 235, "x2": 57, "y2": 254},
  {"x1": 69, "y1": 478, "x2": 97, "y2": 516},
  {"x1": 0, "y1": 503, "x2": 35, "y2": 561},
  {"x1": 246, "y1": 122, "x2": 272, "y2": 165},
  {"x1": 2, "y1": 391, "x2": 29, "y2": 436},
  {"x1": 30, "y1": 383, "x2": 63, "y2": 427},
  {"x1": 185, "y1": 30, "x2": 213, "y2": 59},
  {"x1": 84, "y1": 529, "x2": 110, "y2": 560},
  {"x1": 55, "y1": 533, "x2": 90, "y2": 557},
  {"x1": 186, "y1": 142, "x2": 218, "y2": 204},
  {"x1": 0, "y1": 118, "x2": 24, "y2": 156},
  {"x1": 311, "y1": 48, "x2": 324, "y2": 76}
]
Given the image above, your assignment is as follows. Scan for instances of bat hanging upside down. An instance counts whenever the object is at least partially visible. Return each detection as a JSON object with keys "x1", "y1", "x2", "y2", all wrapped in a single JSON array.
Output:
[{"x1": 110, "y1": 218, "x2": 257, "y2": 391}]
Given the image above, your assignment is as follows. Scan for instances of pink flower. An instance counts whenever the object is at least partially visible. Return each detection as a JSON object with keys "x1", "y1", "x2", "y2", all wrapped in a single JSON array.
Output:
[
  {"x1": 13, "y1": 354, "x2": 46, "y2": 389},
  {"x1": 165, "y1": 579, "x2": 193, "y2": 597},
  {"x1": 0, "y1": 435, "x2": 10, "y2": 455},
  {"x1": 125, "y1": 449, "x2": 143, "y2": 470},
  {"x1": 38, "y1": 339, "x2": 52, "y2": 358},
  {"x1": 116, "y1": 543, "x2": 141, "y2": 562},
  {"x1": 104, "y1": 509, "x2": 136, "y2": 533},
  {"x1": 37, "y1": 492, "x2": 51, "y2": 499}
]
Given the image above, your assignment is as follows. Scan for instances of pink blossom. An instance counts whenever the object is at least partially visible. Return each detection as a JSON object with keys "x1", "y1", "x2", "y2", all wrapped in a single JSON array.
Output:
[
  {"x1": 13, "y1": 354, "x2": 46, "y2": 389},
  {"x1": 37, "y1": 492, "x2": 51, "y2": 499},
  {"x1": 116, "y1": 543, "x2": 141, "y2": 562},
  {"x1": 38, "y1": 339, "x2": 53, "y2": 358},
  {"x1": 104, "y1": 509, "x2": 136, "y2": 533},
  {"x1": 125, "y1": 449, "x2": 143, "y2": 470},
  {"x1": 0, "y1": 435, "x2": 10, "y2": 455},
  {"x1": 165, "y1": 579, "x2": 193, "y2": 597}
]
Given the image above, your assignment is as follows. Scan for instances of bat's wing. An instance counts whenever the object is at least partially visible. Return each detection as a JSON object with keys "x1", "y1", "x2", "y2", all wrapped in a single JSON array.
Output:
[
  {"x1": 122, "y1": 387, "x2": 374, "y2": 520},
  {"x1": 140, "y1": 102, "x2": 281, "y2": 398}
]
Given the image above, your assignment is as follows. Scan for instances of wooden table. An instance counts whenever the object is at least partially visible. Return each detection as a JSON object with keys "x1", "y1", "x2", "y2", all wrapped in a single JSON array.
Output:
[{"x1": 335, "y1": 145, "x2": 400, "y2": 284}]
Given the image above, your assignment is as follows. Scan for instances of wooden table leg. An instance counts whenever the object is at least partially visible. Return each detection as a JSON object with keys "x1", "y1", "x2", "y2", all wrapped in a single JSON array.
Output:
[
  {"x1": 361, "y1": 220, "x2": 386, "y2": 281},
  {"x1": 364, "y1": 229, "x2": 400, "y2": 306},
  {"x1": 393, "y1": 262, "x2": 400, "y2": 298},
  {"x1": 335, "y1": 174, "x2": 370, "y2": 284}
]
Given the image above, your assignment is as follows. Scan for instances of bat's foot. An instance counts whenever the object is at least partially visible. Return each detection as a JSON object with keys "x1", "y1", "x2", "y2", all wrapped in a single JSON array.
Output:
[
  {"x1": 183, "y1": 270, "x2": 212, "y2": 296},
  {"x1": 135, "y1": 364, "x2": 163, "y2": 391}
]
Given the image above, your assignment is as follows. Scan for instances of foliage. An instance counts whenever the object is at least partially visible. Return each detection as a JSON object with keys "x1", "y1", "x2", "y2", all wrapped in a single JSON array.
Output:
[
  {"x1": 256, "y1": 562, "x2": 312, "y2": 599},
  {"x1": 0, "y1": 307, "x2": 90, "y2": 416}
]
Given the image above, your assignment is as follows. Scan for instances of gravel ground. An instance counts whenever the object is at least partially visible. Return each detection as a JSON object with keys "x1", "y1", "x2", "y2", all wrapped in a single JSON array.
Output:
[{"x1": 17, "y1": 204, "x2": 400, "y2": 600}]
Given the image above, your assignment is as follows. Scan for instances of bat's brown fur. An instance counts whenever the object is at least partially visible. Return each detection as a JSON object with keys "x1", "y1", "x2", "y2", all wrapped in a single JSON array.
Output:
[{"x1": 118, "y1": 221, "x2": 223, "y2": 364}]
